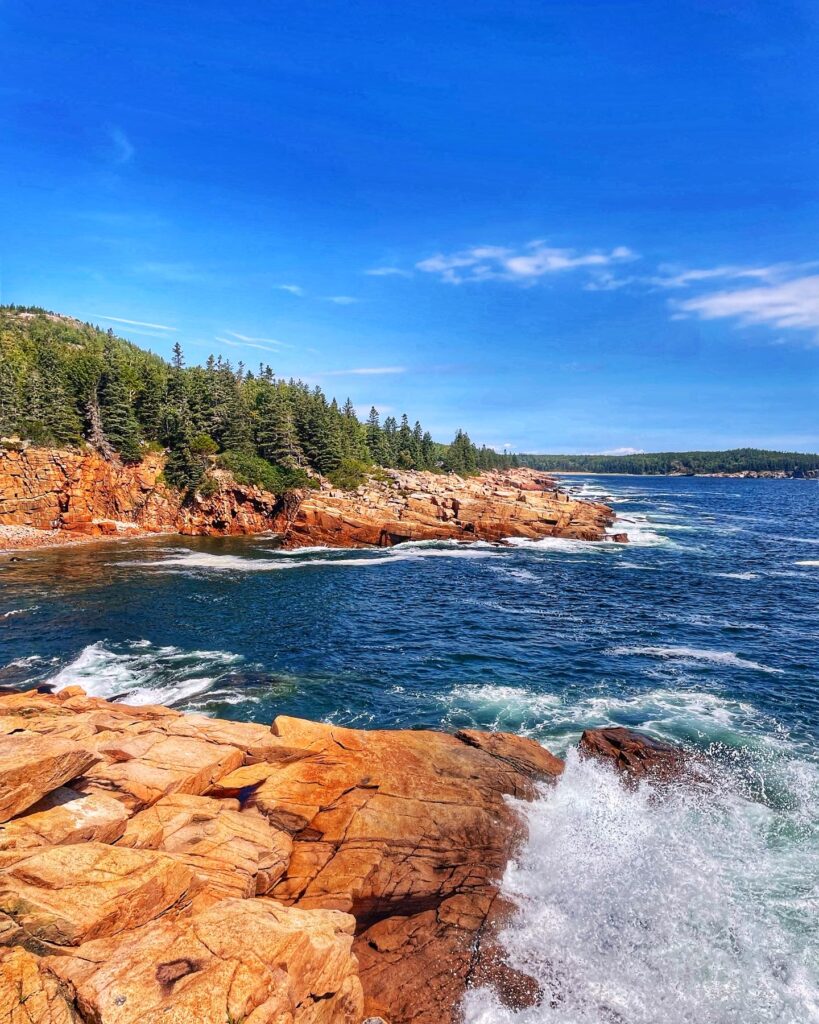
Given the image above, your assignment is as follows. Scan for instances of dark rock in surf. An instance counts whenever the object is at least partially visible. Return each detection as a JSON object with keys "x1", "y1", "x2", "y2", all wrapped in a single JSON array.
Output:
[{"x1": 578, "y1": 726, "x2": 692, "y2": 784}]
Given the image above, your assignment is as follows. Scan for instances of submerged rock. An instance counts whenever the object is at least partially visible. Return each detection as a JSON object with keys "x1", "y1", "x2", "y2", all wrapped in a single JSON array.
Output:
[{"x1": 0, "y1": 688, "x2": 564, "y2": 1023}]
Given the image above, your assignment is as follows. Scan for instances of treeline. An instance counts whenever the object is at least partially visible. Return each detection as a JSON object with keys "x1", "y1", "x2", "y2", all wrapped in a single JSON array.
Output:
[
  {"x1": 518, "y1": 449, "x2": 819, "y2": 475},
  {"x1": 0, "y1": 307, "x2": 515, "y2": 492}
]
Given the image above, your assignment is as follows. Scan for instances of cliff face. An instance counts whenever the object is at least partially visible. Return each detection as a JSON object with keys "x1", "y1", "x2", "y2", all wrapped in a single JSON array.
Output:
[
  {"x1": 0, "y1": 445, "x2": 618, "y2": 549},
  {"x1": 0, "y1": 688, "x2": 563, "y2": 1023},
  {"x1": 0, "y1": 446, "x2": 285, "y2": 540}
]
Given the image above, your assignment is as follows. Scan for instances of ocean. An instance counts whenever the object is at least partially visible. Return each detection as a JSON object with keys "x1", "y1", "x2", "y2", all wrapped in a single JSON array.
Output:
[{"x1": 1, "y1": 474, "x2": 817, "y2": 1022}]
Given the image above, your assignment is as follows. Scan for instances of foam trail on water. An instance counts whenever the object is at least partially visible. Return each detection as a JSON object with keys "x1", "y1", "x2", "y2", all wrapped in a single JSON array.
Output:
[
  {"x1": 609, "y1": 645, "x2": 783, "y2": 675},
  {"x1": 117, "y1": 542, "x2": 497, "y2": 573},
  {"x1": 462, "y1": 751, "x2": 819, "y2": 1024}
]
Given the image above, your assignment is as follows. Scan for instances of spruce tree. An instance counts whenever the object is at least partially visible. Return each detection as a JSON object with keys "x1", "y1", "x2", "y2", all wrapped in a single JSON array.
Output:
[{"x1": 99, "y1": 348, "x2": 142, "y2": 462}]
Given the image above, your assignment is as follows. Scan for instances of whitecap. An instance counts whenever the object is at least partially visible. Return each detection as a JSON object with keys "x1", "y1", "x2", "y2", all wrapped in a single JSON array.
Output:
[
  {"x1": 713, "y1": 571, "x2": 760, "y2": 580},
  {"x1": 609, "y1": 645, "x2": 783, "y2": 675},
  {"x1": 47, "y1": 641, "x2": 243, "y2": 706},
  {"x1": 0, "y1": 608, "x2": 34, "y2": 620},
  {"x1": 795, "y1": 560, "x2": 819, "y2": 567}
]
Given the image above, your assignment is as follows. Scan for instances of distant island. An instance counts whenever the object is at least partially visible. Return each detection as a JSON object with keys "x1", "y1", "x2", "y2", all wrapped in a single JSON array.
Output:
[{"x1": 517, "y1": 449, "x2": 819, "y2": 477}]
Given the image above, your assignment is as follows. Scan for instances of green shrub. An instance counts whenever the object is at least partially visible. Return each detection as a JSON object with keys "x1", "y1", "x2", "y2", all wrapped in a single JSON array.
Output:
[
  {"x1": 190, "y1": 433, "x2": 218, "y2": 456},
  {"x1": 197, "y1": 474, "x2": 221, "y2": 499},
  {"x1": 327, "y1": 457, "x2": 369, "y2": 491},
  {"x1": 217, "y1": 452, "x2": 315, "y2": 494}
]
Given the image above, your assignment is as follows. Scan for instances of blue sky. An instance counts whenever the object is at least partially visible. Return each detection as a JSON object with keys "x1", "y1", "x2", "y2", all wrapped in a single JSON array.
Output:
[{"x1": 1, "y1": 0, "x2": 818, "y2": 453}]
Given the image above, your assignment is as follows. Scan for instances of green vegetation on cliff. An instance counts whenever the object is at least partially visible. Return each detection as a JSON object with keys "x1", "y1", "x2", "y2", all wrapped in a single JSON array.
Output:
[
  {"x1": 518, "y1": 449, "x2": 819, "y2": 475},
  {"x1": 0, "y1": 306, "x2": 515, "y2": 491}
]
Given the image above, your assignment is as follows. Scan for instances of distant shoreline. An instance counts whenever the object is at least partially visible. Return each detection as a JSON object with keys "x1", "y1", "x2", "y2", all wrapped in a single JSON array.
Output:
[{"x1": 551, "y1": 471, "x2": 817, "y2": 479}]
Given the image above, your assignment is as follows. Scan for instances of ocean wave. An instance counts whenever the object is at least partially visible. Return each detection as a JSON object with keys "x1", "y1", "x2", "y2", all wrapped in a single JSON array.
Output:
[
  {"x1": 713, "y1": 571, "x2": 760, "y2": 580},
  {"x1": 0, "y1": 607, "x2": 36, "y2": 620},
  {"x1": 462, "y1": 751, "x2": 819, "y2": 1024},
  {"x1": 46, "y1": 640, "x2": 244, "y2": 706},
  {"x1": 609, "y1": 645, "x2": 784, "y2": 675},
  {"x1": 795, "y1": 560, "x2": 819, "y2": 567},
  {"x1": 439, "y1": 682, "x2": 783, "y2": 750},
  {"x1": 116, "y1": 542, "x2": 498, "y2": 573}
]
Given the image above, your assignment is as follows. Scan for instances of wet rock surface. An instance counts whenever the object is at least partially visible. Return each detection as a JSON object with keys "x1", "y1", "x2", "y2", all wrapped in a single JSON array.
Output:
[{"x1": 578, "y1": 726, "x2": 692, "y2": 784}]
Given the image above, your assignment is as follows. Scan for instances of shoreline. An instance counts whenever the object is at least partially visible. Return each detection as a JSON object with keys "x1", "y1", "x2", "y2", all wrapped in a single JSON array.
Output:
[{"x1": 0, "y1": 523, "x2": 176, "y2": 554}]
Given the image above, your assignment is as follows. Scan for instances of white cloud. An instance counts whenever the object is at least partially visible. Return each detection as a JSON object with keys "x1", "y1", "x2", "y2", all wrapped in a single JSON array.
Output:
[
  {"x1": 365, "y1": 267, "x2": 412, "y2": 278},
  {"x1": 97, "y1": 315, "x2": 177, "y2": 331},
  {"x1": 674, "y1": 274, "x2": 819, "y2": 332},
  {"x1": 596, "y1": 447, "x2": 646, "y2": 456},
  {"x1": 416, "y1": 241, "x2": 637, "y2": 284},
  {"x1": 108, "y1": 127, "x2": 134, "y2": 165},
  {"x1": 320, "y1": 367, "x2": 406, "y2": 376},
  {"x1": 277, "y1": 284, "x2": 305, "y2": 296},
  {"x1": 324, "y1": 295, "x2": 359, "y2": 305}
]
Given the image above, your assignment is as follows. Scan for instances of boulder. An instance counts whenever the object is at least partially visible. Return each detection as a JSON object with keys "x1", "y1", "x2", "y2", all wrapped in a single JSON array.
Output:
[
  {"x1": 0, "y1": 735, "x2": 97, "y2": 824},
  {"x1": 45, "y1": 898, "x2": 363, "y2": 1024},
  {"x1": 0, "y1": 843, "x2": 194, "y2": 950},
  {"x1": 578, "y1": 727, "x2": 691, "y2": 784},
  {"x1": 0, "y1": 946, "x2": 80, "y2": 1023}
]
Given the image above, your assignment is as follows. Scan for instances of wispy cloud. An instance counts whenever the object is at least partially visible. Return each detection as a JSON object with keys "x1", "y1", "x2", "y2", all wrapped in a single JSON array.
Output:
[
  {"x1": 674, "y1": 274, "x2": 819, "y2": 333},
  {"x1": 416, "y1": 241, "x2": 637, "y2": 284},
  {"x1": 215, "y1": 330, "x2": 292, "y2": 353},
  {"x1": 365, "y1": 266, "x2": 412, "y2": 278},
  {"x1": 320, "y1": 366, "x2": 406, "y2": 376},
  {"x1": 277, "y1": 284, "x2": 305, "y2": 296},
  {"x1": 108, "y1": 126, "x2": 134, "y2": 165},
  {"x1": 324, "y1": 295, "x2": 359, "y2": 305},
  {"x1": 651, "y1": 263, "x2": 809, "y2": 290},
  {"x1": 96, "y1": 315, "x2": 177, "y2": 331}
]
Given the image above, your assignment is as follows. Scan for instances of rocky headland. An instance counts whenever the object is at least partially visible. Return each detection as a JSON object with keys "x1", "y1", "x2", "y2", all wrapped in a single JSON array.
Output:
[
  {"x1": 0, "y1": 687, "x2": 570, "y2": 1023},
  {"x1": 0, "y1": 445, "x2": 619, "y2": 552}
]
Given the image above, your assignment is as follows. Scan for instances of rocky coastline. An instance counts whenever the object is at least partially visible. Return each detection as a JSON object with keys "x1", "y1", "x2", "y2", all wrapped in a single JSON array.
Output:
[
  {"x1": 0, "y1": 446, "x2": 619, "y2": 552},
  {"x1": 0, "y1": 689, "x2": 677, "y2": 1023}
]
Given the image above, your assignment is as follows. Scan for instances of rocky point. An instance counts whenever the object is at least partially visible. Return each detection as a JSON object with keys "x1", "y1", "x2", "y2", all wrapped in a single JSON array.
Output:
[{"x1": 0, "y1": 445, "x2": 619, "y2": 550}]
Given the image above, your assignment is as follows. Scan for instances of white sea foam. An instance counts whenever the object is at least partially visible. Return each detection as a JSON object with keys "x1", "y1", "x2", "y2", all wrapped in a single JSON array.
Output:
[
  {"x1": 47, "y1": 640, "x2": 242, "y2": 706},
  {"x1": 795, "y1": 560, "x2": 819, "y2": 567},
  {"x1": 714, "y1": 571, "x2": 760, "y2": 580},
  {"x1": 609, "y1": 645, "x2": 784, "y2": 675},
  {"x1": 462, "y1": 751, "x2": 819, "y2": 1024},
  {"x1": 118, "y1": 542, "x2": 497, "y2": 573},
  {"x1": 0, "y1": 607, "x2": 35, "y2": 620},
  {"x1": 440, "y1": 683, "x2": 779, "y2": 751}
]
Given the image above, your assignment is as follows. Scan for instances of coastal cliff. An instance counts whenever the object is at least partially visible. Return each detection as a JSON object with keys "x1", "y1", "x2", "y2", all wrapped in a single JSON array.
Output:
[
  {"x1": 0, "y1": 446, "x2": 618, "y2": 550},
  {"x1": 0, "y1": 688, "x2": 565, "y2": 1023}
]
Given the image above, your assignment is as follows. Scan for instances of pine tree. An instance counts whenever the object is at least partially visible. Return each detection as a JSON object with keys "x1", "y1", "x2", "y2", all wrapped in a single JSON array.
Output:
[
  {"x1": 256, "y1": 385, "x2": 303, "y2": 466},
  {"x1": 99, "y1": 347, "x2": 142, "y2": 462}
]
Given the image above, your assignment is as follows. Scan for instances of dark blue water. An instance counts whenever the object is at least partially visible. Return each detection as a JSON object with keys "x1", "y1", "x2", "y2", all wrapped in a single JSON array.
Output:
[
  {"x1": 1, "y1": 475, "x2": 817, "y2": 748},
  {"x1": 2, "y1": 475, "x2": 818, "y2": 1022}
]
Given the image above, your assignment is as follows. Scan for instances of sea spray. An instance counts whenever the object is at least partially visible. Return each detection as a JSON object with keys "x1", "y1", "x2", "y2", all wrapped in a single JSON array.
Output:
[{"x1": 462, "y1": 751, "x2": 819, "y2": 1024}]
